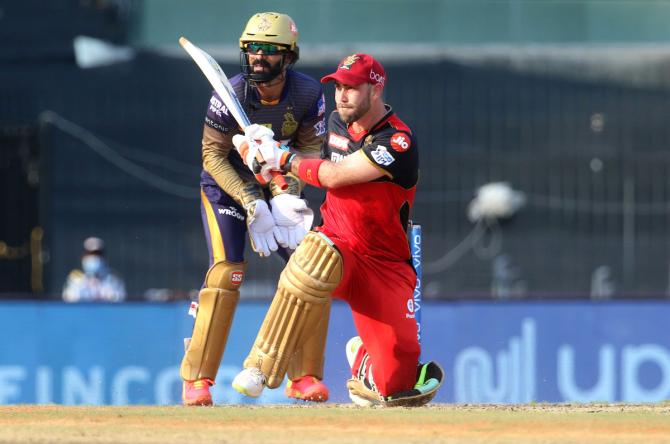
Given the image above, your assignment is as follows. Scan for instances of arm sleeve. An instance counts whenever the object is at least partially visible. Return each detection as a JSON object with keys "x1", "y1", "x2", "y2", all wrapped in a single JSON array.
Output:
[
  {"x1": 361, "y1": 131, "x2": 419, "y2": 189},
  {"x1": 202, "y1": 92, "x2": 264, "y2": 206},
  {"x1": 202, "y1": 127, "x2": 263, "y2": 207}
]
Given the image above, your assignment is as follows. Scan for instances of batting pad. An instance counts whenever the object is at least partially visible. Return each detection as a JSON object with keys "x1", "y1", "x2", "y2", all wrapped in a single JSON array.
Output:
[
  {"x1": 180, "y1": 261, "x2": 246, "y2": 381},
  {"x1": 244, "y1": 232, "x2": 342, "y2": 388},
  {"x1": 287, "y1": 298, "x2": 331, "y2": 381}
]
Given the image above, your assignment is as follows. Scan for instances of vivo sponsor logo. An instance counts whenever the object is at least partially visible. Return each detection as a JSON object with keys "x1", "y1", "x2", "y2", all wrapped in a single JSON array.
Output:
[
  {"x1": 314, "y1": 119, "x2": 326, "y2": 137},
  {"x1": 218, "y1": 206, "x2": 244, "y2": 221},
  {"x1": 209, "y1": 96, "x2": 229, "y2": 117},
  {"x1": 370, "y1": 145, "x2": 395, "y2": 166},
  {"x1": 370, "y1": 70, "x2": 385, "y2": 86},
  {"x1": 454, "y1": 318, "x2": 670, "y2": 403},
  {"x1": 0, "y1": 365, "x2": 286, "y2": 405},
  {"x1": 328, "y1": 133, "x2": 349, "y2": 151}
]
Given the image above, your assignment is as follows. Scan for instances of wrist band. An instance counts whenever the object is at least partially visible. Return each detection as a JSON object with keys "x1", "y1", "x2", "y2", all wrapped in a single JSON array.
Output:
[{"x1": 298, "y1": 159, "x2": 325, "y2": 188}]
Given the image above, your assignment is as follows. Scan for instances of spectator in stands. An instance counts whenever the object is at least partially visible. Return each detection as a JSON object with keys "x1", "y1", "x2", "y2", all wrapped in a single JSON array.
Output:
[{"x1": 62, "y1": 237, "x2": 126, "y2": 302}]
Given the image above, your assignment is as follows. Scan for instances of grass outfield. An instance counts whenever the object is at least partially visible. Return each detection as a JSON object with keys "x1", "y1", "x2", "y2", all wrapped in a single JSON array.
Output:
[{"x1": 1, "y1": 404, "x2": 670, "y2": 444}]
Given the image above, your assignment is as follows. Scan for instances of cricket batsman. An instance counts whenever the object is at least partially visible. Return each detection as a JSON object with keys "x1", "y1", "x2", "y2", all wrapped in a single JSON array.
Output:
[
  {"x1": 231, "y1": 54, "x2": 443, "y2": 406},
  {"x1": 180, "y1": 12, "x2": 330, "y2": 406}
]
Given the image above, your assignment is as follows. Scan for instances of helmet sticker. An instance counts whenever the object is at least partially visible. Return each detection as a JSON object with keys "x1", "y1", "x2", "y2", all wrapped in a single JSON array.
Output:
[{"x1": 257, "y1": 16, "x2": 272, "y2": 31}]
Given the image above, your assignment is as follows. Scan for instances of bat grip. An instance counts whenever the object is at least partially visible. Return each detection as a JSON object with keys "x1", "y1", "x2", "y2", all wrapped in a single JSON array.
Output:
[
  {"x1": 270, "y1": 171, "x2": 288, "y2": 190},
  {"x1": 239, "y1": 141, "x2": 288, "y2": 190}
]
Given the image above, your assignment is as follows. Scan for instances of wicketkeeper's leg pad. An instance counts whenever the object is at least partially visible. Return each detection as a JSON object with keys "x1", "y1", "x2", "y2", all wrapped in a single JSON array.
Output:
[
  {"x1": 287, "y1": 298, "x2": 331, "y2": 381},
  {"x1": 180, "y1": 260, "x2": 246, "y2": 382},
  {"x1": 244, "y1": 232, "x2": 342, "y2": 388}
]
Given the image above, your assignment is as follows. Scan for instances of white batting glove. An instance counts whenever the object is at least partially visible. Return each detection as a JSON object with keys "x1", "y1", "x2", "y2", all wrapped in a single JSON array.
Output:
[
  {"x1": 244, "y1": 199, "x2": 278, "y2": 257},
  {"x1": 245, "y1": 124, "x2": 279, "y2": 168},
  {"x1": 269, "y1": 194, "x2": 314, "y2": 249},
  {"x1": 244, "y1": 123, "x2": 274, "y2": 142}
]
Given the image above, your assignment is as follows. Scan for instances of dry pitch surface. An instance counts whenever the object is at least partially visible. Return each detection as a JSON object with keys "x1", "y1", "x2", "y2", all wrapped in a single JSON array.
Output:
[{"x1": 1, "y1": 403, "x2": 670, "y2": 444}]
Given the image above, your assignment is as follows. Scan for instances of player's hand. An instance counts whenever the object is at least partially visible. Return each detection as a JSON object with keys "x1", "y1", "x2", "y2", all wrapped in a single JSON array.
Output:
[
  {"x1": 244, "y1": 199, "x2": 278, "y2": 257},
  {"x1": 269, "y1": 194, "x2": 314, "y2": 249},
  {"x1": 245, "y1": 124, "x2": 279, "y2": 167},
  {"x1": 244, "y1": 123, "x2": 274, "y2": 143}
]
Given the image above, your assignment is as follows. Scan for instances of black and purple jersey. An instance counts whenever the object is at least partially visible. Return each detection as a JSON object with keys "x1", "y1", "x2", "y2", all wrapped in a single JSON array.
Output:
[{"x1": 200, "y1": 70, "x2": 326, "y2": 187}]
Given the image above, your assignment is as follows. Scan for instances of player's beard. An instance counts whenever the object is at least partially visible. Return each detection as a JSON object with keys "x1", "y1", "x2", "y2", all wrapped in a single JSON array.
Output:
[
  {"x1": 251, "y1": 58, "x2": 283, "y2": 83},
  {"x1": 338, "y1": 89, "x2": 372, "y2": 124}
]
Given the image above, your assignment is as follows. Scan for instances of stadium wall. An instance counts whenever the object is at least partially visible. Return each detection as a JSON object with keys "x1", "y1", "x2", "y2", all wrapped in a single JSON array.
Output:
[{"x1": 1, "y1": 300, "x2": 669, "y2": 405}]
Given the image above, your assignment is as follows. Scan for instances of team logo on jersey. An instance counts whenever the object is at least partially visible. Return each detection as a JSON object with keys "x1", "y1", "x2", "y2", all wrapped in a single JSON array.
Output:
[
  {"x1": 231, "y1": 271, "x2": 244, "y2": 285},
  {"x1": 339, "y1": 54, "x2": 360, "y2": 70},
  {"x1": 314, "y1": 119, "x2": 326, "y2": 136},
  {"x1": 390, "y1": 132, "x2": 411, "y2": 152},
  {"x1": 317, "y1": 94, "x2": 326, "y2": 117},
  {"x1": 282, "y1": 112, "x2": 298, "y2": 136},
  {"x1": 370, "y1": 145, "x2": 395, "y2": 166},
  {"x1": 328, "y1": 133, "x2": 350, "y2": 151}
]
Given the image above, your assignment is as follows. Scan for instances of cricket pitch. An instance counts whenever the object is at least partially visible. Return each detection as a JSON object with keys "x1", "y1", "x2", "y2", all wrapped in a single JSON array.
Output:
[{"x1": 1, "y1": 403, "x2": 669, "y2": 444}]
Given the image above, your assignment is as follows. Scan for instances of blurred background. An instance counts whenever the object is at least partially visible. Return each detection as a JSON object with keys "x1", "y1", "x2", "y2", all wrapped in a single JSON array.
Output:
[
  {"x1": 0, "y1": 0, "x2": 670, "y2": 300},
  {"x1": 2, "y1": 0, "x2": 670, "y2": 405},
  {"x1": 5, "y1": 0, "x2": 670, "y2": 301}
]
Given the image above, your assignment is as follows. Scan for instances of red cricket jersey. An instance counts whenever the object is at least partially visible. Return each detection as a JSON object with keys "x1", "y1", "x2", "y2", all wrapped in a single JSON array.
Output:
[{"x1": 319, "y1": 106, "x2": 419, "y2": 262}]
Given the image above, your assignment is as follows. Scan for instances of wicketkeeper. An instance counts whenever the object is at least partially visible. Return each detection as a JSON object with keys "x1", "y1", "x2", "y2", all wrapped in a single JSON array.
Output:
[{"x1": 180, "y1": 12, "x2": 330, "y2": 406}]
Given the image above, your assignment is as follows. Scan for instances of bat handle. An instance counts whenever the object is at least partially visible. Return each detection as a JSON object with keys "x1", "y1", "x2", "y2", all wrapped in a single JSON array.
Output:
[
  {"x1": 270, "y1": 171, "x2": 288, "y2": 190},
  {"x1": 239, "y1": 141, "x2": 288, "y2": 190}
]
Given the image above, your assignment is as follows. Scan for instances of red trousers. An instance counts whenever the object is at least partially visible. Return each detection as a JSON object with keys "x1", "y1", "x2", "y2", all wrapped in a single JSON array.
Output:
[{"x1": 324, "y1": 231, "x2": 420, "y2": 396}]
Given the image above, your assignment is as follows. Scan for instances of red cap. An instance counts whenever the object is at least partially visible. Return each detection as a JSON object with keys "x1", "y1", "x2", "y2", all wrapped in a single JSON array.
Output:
[{"x1": 321, "y1": 54, "x2": 386, "y2": 87}]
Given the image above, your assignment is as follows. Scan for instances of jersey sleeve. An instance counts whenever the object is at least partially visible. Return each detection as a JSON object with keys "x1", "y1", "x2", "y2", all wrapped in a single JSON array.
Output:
[
  {"x1": 204, "y1": 91, "x2": 238, "y2": 134},
  {"x1": 361, "y1": 130, "x2": 418, "y2": 189},
  {"x1": 293, "y1": 90, "x2": 327, "y2": 156},
  {"x1": 320, "y1": 111, "x2": 338, "y2": 160}
]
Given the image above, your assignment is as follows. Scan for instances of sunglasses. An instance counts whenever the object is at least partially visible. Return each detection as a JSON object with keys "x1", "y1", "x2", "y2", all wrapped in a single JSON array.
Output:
[{"x1": 245, "y1": 42, "x2": 286, "y2": 55}]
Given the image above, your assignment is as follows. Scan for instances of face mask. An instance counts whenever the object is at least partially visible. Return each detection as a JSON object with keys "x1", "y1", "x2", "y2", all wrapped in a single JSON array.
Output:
[{"x1": 82, "y1": 255, "x2": 104, "y2": 275}]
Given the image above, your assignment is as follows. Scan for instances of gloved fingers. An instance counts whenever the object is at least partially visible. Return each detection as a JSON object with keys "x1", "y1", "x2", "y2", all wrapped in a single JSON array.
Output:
[
  {"x1": 245, "y1": 123, "x2": 274, "y2": 141},
  {"x1": 286, "y1": 227, "x2": 298, "y2": 250},
  {"x1": 300, "y1": 207, "x2": 315, "y2": 231},
  {"x1": 232, "y1": 134, "x2": 246, "y2": 150},
  {"x1": 273, "y1": 225, "x2": 288, "y2": 249},
  {"x1": 264, "y1": 229, "x2": 279, "y2": 252},
  {"x1": 293, "y1": 225, "x2": 307, "y2": 246},
  {"x1": 249, "y1": 230, "x2": 270, "y2": 257}
]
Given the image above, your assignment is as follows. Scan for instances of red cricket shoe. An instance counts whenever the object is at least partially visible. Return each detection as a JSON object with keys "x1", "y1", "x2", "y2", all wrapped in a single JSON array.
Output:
[
  {"x1": 285, "y1": 376, "x2": 329, "y2": 402},
  {"x1": 182, "y1": 378, "x2": 214, "y2": 406}
]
